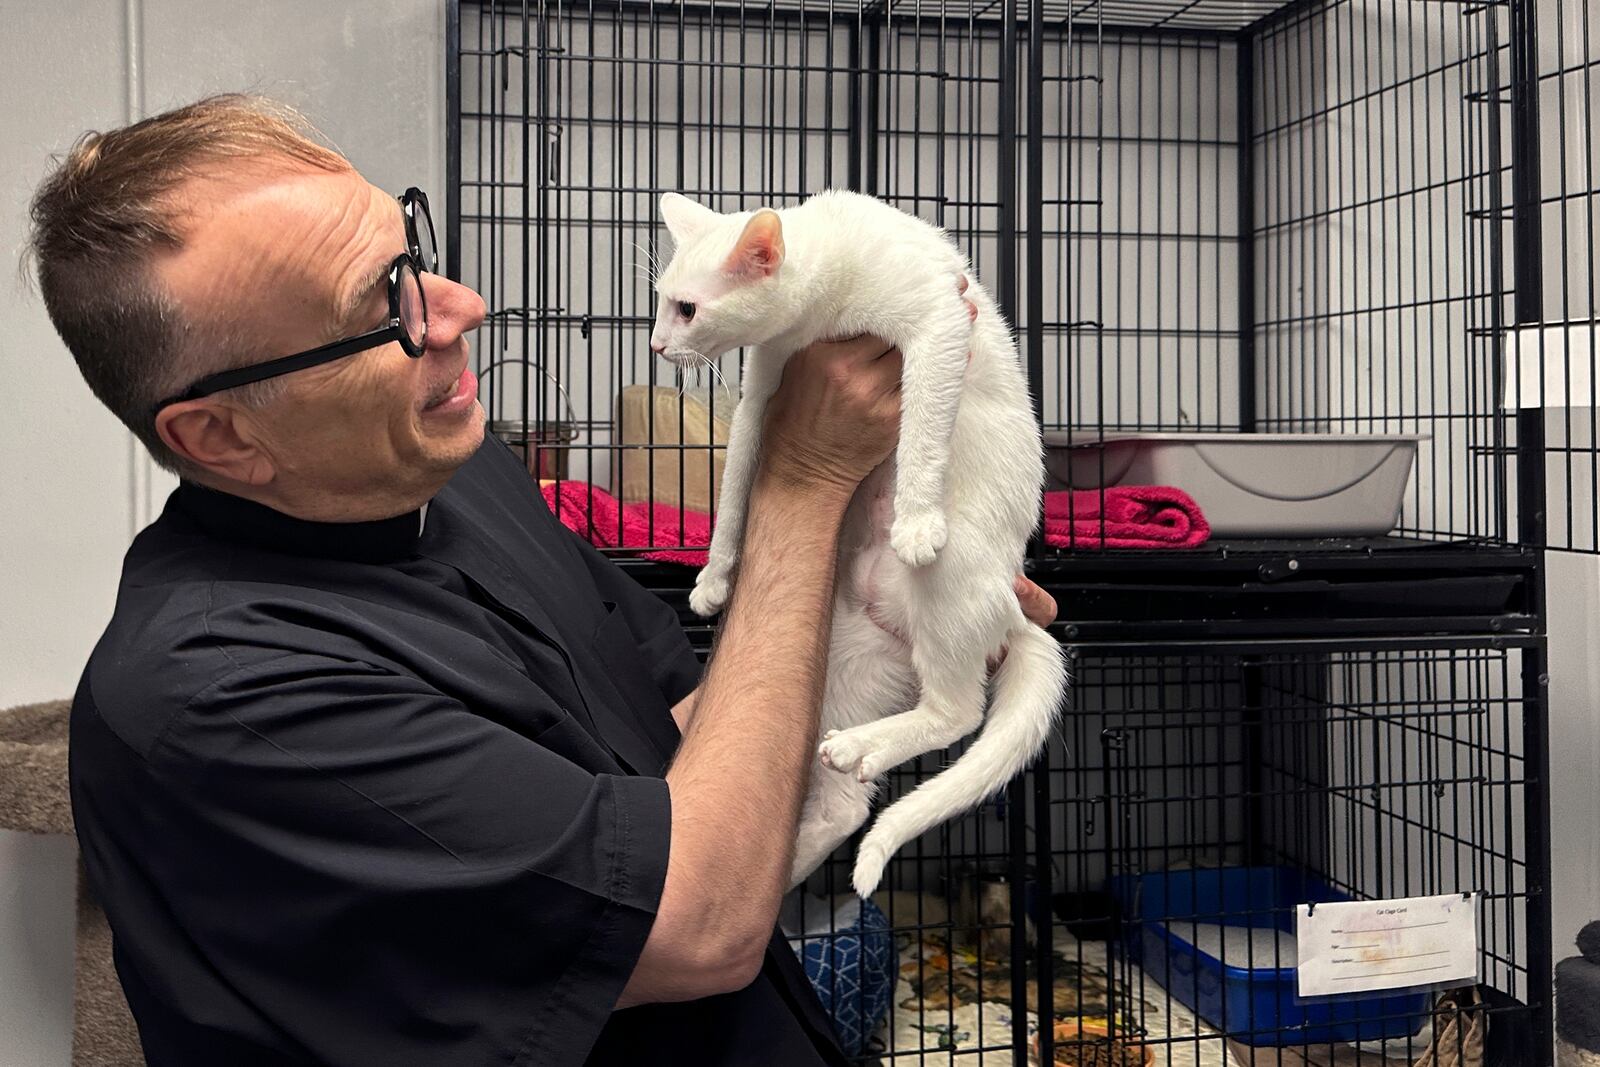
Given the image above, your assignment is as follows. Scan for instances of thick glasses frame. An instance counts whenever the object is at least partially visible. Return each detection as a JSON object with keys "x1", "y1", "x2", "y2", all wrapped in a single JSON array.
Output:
[{"x1": 153, "y1": 187, "x2": 438, "y2": 412}]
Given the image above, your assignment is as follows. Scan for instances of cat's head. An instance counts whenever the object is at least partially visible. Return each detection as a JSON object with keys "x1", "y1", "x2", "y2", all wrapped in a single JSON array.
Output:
[{"x1": 649, "y1": 193, "x2": 794, "y2": 367}]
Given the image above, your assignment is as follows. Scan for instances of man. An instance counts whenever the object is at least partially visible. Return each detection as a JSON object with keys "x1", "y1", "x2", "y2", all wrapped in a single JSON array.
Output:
[{"x1": 29, "y1": 95, "x2": 1055, "y2": 1065}]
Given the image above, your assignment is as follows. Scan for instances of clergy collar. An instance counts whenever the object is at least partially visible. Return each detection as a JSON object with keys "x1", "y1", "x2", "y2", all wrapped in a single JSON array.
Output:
[{"x1": 173, "y1": 481, "x2": 427, "y2": 564}]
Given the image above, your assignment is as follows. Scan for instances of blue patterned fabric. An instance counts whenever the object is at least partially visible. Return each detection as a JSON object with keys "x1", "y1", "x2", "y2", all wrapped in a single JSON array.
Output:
[{"x1": 788, "y1": 898, "x2": 894, "y2": 1056}]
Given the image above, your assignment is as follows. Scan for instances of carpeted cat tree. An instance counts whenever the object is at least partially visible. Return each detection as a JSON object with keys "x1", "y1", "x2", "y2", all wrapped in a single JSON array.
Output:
[
  {"x1": 0, "y1": 699, "x2": 144, "y2": 1066},
  {"x1": 1558, "y1": 922, "x2": 1600, "y2": 1067}
]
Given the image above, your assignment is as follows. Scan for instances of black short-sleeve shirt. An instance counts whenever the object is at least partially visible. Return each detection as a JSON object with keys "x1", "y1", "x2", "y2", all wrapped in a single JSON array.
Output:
[{"x1": 69, "y1": 434, "x2": 846, "y2": 1067}]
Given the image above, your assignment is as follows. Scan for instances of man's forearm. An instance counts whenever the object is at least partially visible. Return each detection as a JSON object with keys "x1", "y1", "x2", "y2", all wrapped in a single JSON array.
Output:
[{"x1": 657, "y1": 473, "x2": 849, "y2": 967}]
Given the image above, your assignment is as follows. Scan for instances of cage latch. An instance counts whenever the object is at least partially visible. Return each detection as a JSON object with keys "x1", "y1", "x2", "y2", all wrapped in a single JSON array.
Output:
[{"x1": 1257, "y1": 557, "x2": 1302, "y2": 582}]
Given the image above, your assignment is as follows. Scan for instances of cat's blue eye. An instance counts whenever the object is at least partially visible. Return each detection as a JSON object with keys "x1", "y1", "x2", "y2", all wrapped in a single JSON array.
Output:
[{"x1": 678, "y1": 301, "x2": 696, "y2": 321}]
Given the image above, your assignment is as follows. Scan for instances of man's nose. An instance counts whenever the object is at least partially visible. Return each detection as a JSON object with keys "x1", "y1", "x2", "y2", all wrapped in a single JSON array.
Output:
[{"x1": 422, "y1": 275, "x2": 488, "y2": 350}]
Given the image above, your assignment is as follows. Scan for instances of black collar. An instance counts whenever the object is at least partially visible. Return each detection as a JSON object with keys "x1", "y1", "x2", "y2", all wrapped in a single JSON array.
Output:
[{"x1": 173, "y1": 482, "x2": 425, "y2": 564}]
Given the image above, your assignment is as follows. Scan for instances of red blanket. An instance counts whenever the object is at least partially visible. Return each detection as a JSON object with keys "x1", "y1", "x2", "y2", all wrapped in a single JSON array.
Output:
[
  {"x1": 540, "y1": 481, "x2": 1209, "y2": 564},
  {"x1": 541, "y1": 481, "x2": 712, "y2": 565},
  {"x1": 1043, "y1": 485, "x2": 1210, "y2": 549}
]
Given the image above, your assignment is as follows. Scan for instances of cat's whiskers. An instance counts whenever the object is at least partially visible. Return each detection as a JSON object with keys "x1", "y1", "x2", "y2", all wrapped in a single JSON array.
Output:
[
  {"x1": 627, "y1": 239, "x2": 663, "y2": 287},
  {"x1": 704, "y1": 358, "x2": 730, "y2": 398}
]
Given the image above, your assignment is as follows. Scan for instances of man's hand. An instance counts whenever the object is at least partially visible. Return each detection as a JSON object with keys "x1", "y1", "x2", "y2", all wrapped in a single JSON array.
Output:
[
  {"x1": 988, "y1": 575, "x2": 1059, "y2": 673},
  {"x1": 760, "y1": 334, "x2": 902, "y2": 497},
  {"x1": 958, "y1": 274, "x2": 978, "y2": 323}
]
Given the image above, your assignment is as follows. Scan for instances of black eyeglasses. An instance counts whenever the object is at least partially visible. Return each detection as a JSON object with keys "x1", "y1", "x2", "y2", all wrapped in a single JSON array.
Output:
[{"x1": 154, "y1": 187, "x2": 439, "y2": 412}]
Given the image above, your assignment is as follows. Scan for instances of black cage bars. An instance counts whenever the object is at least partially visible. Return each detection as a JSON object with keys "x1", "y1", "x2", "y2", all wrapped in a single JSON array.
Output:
[{"x1": 446, "y1": 2, "x2": 1557, "y2": 1063}]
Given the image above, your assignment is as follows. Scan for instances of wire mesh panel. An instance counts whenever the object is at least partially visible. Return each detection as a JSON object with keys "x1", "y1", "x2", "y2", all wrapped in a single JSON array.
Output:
[
  {"x1": 1038, "y1": 30, "x2": 1244, "y2": 437},
  {"x1": 1249, "y1": 1, "x2": 1514, "y2": 543},
  {"x1": 1042, "y1": 640, "x2": 1542, "y2": 1066},
  {"x1": 455, "y1": 0, "x2": 1013, "y2": 558}
]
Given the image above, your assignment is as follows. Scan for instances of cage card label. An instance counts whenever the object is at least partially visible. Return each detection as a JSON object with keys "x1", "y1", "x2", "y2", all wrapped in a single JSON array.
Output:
[{"x1": 1295, "y1": 893, "x2": 1478, "y2": 997}]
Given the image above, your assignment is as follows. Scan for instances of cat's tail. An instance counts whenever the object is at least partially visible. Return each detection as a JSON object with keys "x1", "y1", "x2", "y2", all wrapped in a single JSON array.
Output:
[{"x1": 851, "y1": 622, "x2": 1068, "y2": 896}]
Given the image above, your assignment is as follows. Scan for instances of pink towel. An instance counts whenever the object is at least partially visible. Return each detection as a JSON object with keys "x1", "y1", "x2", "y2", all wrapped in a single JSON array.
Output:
[
  {"x1": 542, "y1": 480, "x2": 1210, "y2": 563},
  {"x1": 541, "y1": 481, "x2": 711, "y2": 565},
  {"x1": 1043, "y1": 486, "x2": 1210, "y2": 549}
]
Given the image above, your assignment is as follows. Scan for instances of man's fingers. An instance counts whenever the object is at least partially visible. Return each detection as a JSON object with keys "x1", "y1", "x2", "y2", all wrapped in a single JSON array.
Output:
[
  {"x1": 1013, "y1": 574, "x2": 1058, "y2": 629},
  {"x1": 871, "y1": 348, "x2": 905, "y2": 398},
  {"x1": 812, "y1": 333, "x2": 895, "y2": 364},
  {"x1": 956, "y1": 274, "x2": 978, "y2": 323},
  {"x1": 807, "y1": 333, "x2": 870, "y2": 360}
]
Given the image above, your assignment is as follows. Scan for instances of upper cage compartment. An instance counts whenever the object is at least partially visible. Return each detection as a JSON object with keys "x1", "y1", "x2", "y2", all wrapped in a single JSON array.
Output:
[{"x1": 450, "y1": 0, "x2": 1581, "y2": 559}]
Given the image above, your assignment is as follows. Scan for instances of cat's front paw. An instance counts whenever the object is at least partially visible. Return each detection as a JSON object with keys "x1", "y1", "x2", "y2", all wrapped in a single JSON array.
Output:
[
  {"x1": 689, "y1": 569, "x2": 731, "y2": 617},
  {"x1": 890, "y1": 510, "x2": 948, "y2": 568}
]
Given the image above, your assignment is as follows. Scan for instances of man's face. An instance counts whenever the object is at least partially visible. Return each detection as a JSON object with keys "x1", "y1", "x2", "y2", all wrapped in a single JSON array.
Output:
[{"x1": 159, "y1": 164, "x2": 488, "y2": 509}]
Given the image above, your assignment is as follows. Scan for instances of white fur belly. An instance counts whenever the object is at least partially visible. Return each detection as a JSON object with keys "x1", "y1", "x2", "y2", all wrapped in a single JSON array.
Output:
[{"x1": 840, "y1": 464, "x2": 915, "y2": 648}]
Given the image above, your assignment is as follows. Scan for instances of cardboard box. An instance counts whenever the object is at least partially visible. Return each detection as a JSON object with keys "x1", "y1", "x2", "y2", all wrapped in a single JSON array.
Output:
[{"x1": 612, "y1": 385, "x2": 732, "y2": 513}]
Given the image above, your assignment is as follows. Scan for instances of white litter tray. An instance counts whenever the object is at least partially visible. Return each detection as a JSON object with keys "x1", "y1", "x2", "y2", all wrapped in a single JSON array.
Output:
[{"x1": 1043, "y1": 432, "x2": 1429, "y2": 538}]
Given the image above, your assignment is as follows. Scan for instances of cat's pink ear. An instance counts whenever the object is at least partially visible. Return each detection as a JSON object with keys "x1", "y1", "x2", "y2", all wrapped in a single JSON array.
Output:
[
  {"x1": 660, "y1": 193, "x2": 719, "y2": 244},
  {"x1": 724, "y1": 210, "x2": 785, "y2": 279}
]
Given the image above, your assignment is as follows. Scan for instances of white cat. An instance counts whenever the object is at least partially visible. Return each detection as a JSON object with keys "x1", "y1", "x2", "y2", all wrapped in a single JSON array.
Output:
[{"x1": 648, "y1": 189, "x2": 1068, "y2": 896}]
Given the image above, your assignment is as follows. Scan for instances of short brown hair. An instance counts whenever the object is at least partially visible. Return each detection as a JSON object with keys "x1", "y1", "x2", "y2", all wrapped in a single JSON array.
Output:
[{"x1": 25, "y1": 94, "x2": 350, "y2": 473}]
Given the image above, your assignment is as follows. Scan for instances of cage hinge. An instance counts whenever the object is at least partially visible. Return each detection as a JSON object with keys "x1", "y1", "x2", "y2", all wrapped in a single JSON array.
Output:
[{"x1": 541, "y1": 123, "x2": 564, "y2": 187}]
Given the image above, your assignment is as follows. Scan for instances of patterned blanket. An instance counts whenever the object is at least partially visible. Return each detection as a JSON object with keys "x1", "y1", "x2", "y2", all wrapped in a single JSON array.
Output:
[{"x1": 866, "y1": 923, "x2": 1243, "y2": 1067}]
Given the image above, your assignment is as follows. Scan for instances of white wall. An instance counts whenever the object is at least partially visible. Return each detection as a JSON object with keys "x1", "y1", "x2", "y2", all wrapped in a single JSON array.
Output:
[
  {"x1": 1546, "y1": 553, "x2": 1600, "y2": 968},
  {"x1": 0, "y1": 1, "x2": 446, "y2": 1062}
]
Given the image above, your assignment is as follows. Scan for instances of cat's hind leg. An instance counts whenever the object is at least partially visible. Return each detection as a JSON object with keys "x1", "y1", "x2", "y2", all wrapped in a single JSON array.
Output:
[
  {"x1": 790, "y1": 769, "x2": 875, "y2": 889},
  {"x1": 818, "y1": 557, "x2": 1012, "y2": 782},
  {"x1": 816, "y1": 641, "x2": 990, "y2": 784},
  {"x1": 791, "y1": 601, "x2": 917, "y2": 886}
]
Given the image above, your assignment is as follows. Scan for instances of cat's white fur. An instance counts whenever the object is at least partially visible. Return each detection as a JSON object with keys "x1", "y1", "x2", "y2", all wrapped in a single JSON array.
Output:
[{"x1": 649, "y1": 189, "x2": 1068, "y2": 896}]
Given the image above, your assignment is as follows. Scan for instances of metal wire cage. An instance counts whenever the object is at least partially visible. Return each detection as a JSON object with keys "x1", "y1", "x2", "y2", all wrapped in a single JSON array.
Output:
[{"x1": 447, "y1": 0, "x2": 1556, "y2": 1063}]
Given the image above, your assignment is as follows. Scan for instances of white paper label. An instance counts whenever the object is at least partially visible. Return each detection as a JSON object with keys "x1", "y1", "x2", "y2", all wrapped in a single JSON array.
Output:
[
  {"x1": 1502, "y1": 322, "x2": 1600, "y2": 409},
  {"x1": 1295, "y1": 893, "x2": 1478, "y2": 997}
]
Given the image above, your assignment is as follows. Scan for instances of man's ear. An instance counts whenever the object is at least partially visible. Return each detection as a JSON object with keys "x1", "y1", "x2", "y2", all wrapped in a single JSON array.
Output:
[
  {"x1": 723, "y1": 209, "x2": 785, "y2": 279},
  {"x1": 660, "y1": 192, "x2": 720, "y2": 244},
  {"x1": 156, "y1": 402, "x2": 276, "y2": 486}
]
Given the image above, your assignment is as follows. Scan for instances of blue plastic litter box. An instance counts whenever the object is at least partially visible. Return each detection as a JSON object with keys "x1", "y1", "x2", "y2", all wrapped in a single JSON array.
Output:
[{"x1": 1109, "y1": 866, "x2": 1430, "y2": 1047}]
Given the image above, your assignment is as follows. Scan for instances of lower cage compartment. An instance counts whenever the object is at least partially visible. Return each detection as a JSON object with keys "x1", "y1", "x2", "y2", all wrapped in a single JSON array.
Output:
[{"x1": 784, "y1": 638, "x2": 1545, "y2": 1065}]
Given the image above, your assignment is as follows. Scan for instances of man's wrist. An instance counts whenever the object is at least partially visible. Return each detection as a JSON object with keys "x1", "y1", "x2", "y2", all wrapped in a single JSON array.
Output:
[{"x1": 750, "y1": 463, "x2": 856, "y2": 523}]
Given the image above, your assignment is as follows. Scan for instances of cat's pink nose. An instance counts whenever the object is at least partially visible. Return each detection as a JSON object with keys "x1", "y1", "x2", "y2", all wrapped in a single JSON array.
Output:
[{"x1": 650, "y1": 339, "x2": 666, "y2": 354}]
